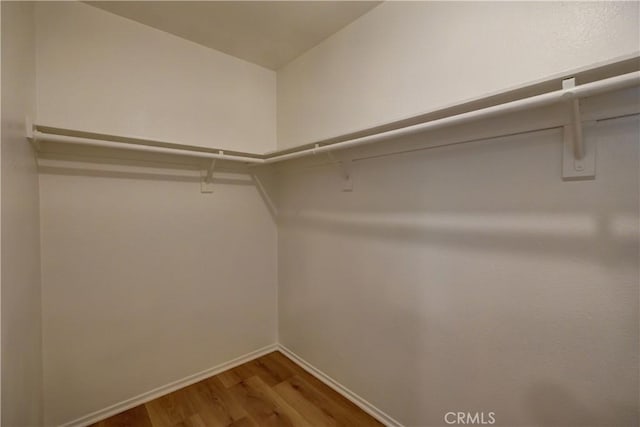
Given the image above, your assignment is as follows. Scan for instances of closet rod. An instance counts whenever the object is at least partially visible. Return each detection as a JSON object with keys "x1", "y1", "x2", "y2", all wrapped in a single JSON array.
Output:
[
  {"x1": 32, "y1": 71, "x2": 639, "y2": 164},
  {"x1": 262, "y1": 70, "x2": 640, "y2": 163},
  {"x1": 31, "y1": 132, "x2": 266, "y2": 164}
]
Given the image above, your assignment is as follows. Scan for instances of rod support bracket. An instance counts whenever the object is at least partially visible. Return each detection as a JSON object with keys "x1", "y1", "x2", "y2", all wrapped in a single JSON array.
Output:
[
  {"x1": 561, "y1": 78, "x2": 595, "y2": 181},
  {"x1": 201, "y1": 156, "x2": 219, "y2": 193},
  {"x1": 326, "y1": 151, "x2": 353, "y2": 192}
]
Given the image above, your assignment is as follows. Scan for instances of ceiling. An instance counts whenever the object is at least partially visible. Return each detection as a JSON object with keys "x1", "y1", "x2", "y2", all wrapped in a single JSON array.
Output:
[{"x1": 85, "y1": 1, "x2": 381, "y2": 70}]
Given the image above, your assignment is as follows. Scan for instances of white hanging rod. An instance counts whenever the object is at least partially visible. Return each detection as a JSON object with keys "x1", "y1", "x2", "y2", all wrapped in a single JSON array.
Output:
[
  {"x1": 262, "y1": 70, "x2": 640, "y2": 163},
  {"x1": 31, "y1": 132, "x2": 266, "y2": 164},
  {"x1": 31, "y1": 71, "x2": 639, "y2": 165}
]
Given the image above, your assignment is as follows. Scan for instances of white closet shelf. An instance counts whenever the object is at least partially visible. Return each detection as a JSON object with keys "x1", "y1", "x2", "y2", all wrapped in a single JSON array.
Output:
[
  {"x1": 29, "y1": 70, "x2": 640, "y2": 169},
  {"x1": 30, "y1": 130, "x2": 264, "y2": 164}
]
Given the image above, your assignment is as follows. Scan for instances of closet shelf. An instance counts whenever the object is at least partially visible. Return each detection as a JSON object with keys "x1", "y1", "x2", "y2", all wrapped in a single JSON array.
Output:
[
  {"x1": 30, "y1": 130, "x2": 264, "y2": 164},
  {"x1": 29, "y1": 71, "x2": 640, "y2": 168}
]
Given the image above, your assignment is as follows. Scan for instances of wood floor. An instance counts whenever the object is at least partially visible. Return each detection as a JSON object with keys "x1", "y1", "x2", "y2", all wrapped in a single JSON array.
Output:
[{"x1": 91, "y1": 351, "x2": 383, "y2": 427}]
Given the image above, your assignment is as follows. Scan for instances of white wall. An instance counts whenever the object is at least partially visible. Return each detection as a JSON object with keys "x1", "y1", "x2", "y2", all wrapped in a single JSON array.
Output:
[
  {"x1": 39, "y1": 158, "x2": 278, "y2": 425},
  {"x1": 36, "y1": 1, "x2": 276, "y2": 153},
  {"x1": 1, "y1": 2, "x2": 43, "y2": 426},
  {"x1": 277, "y1": 1, "x2": 640, "y2": 149},
  {"x1": 35, "y1": 3, "x2": 279, "y2": 425},
  {"x1": 277, "y1": 95, "x2": 639, "y2": 426}
]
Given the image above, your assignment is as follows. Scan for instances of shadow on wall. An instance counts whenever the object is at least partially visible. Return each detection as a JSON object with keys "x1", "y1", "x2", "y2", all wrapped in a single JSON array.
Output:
[
  {"x1": 37, "y1": 164, "x2": 253, "y2": 185},
  {"x1": 36, "y1": 146, "x2": 280, "y2": 221},
  {"x1": 278, "y1": 209, "x2": 636, "y2": 267},
  {"x1": 36, "y1": 142, "x2": 256, "y2": 184}
]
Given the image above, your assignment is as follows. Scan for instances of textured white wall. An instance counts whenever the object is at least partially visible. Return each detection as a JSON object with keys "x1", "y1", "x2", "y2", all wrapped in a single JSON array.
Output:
[
  {"x1": 0, "y1": 2, "x2": 43, "y2": 426},
  {"x1": 40, "y1": 162, "x2": 278, "y2": 425},
  {"x1": 277, "y1": 98, "x2": 639, "y2": 425},
  {"x1": 278, "y1": 1, "x2": 640, "y2": 149},
  {"x1": 36, "y1": 1, "x2": 276, "y2": 153}
]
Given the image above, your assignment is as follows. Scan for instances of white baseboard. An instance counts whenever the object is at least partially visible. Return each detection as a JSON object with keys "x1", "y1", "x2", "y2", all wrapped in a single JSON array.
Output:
[
  {"x1": 277, "y1": 344, "x2": 404, "y2": 427},
  {"x1": 59, "y1": 343, "x2": 278, "y2": 427},
  {"x1": 60, "y1": 342, "x2": 403, "y2": 427}
]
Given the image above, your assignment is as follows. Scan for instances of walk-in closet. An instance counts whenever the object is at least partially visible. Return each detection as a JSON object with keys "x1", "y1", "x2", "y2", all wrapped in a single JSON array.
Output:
[{"x1": 2, "y1": 1, "x2": 639, "y2": 426}]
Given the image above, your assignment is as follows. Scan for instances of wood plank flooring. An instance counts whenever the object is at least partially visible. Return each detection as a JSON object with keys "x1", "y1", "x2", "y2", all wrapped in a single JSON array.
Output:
[{"x1": 91, "y1": 351, "x2": 383, "y2": 427}]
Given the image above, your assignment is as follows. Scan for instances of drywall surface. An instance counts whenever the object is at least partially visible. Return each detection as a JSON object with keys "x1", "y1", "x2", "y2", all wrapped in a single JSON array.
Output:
[
  {"x1": 277, "y1": 1, "x2": 640, "y2": 149},
  {"x1": 277, "y1": 105, "x2": 640, "y2": 425},
  {"x1": 39, "y1": 163, "x2": 277, "y2": 425},
  {"x1": 35, "y1": 1, "x2": 276, "y2": 153},
  {"x1": 1, "y1": 2, "x2": 43, "y2": 426}
]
